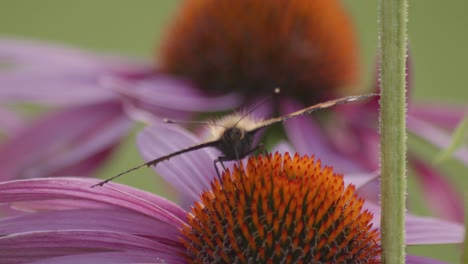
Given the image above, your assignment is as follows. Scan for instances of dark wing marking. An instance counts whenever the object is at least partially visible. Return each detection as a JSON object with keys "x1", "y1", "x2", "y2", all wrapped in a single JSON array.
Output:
[
  {"x1": 248, "y1": 93, "x2": 377, "y2": 134},
  {"x1": 91, "y1": 140, "x2": 219, "y2": 187}
]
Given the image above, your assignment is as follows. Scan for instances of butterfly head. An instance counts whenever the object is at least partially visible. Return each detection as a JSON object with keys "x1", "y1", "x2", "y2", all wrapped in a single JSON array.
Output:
[{"x1": 208, "y1": 113, "x2": 262, "y2": 160}]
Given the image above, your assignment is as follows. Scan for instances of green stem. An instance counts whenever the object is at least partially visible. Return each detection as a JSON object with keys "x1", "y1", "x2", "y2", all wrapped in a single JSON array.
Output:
[{"x1": 378, "y1": 0, "x2": 408, "y2": 263}]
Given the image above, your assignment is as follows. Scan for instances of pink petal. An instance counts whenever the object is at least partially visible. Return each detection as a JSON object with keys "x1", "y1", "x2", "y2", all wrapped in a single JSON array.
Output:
[
  {"x1": 0, "y1": 69, "x2": 115, "y2": 105},
  {"x1": 0, "y1": 102, "x2": 130, "y2": 181},
  {"x1": 0, "y1": 178, "x2": 187, "y2": 226},
  {"x1": 405, "y1": 215, "x2": 464, "y2": 244},
  {"x1": 0, "y1": 38, "x2": 107, "y2": 69},
  {"x1": 410, "y1": 156, "x2": 464, "y2": 223},
  {"x1": 280, "y1": 98, "x2": 365, "y2": 174},
  {"x1": 114, "y1": 75, "x2": 241, "y2": 112},
  {"x1": 366, "y1": 202, "x2": 464, "y2": 245},
  {"x1": 28, "y1": 251, "x2": 185, "y2": 264},
  {"x1": 409, "y1": 103, "x2": 466, "y2": 130},
  {"x1": 271, "y1": 141, "x2": 295, "y2": 154},
  {"x1": 0, "y1": 208, "x2": 180, "y2": 241},
  {"x1": 407, "y1": 116, "x2": 468, "y2": 165},
  {"x1": 406, "y1": 255, "x2": 452, "y2": 264},
  {"x1": 0, "y1": 38, "x2": 152, "y2": 106},
  {"x1": 137, "y1": 122, "x2": 219, "y2": 202},
  {"x1": 0, "y1": 106, "x2": 23, "y2": 138},
  {"x1": 343, "y1": 170, "x2": 380, "y2": 190},
  {"x1": 0, "y1": 230, "x2": 184, "y2": 264}
]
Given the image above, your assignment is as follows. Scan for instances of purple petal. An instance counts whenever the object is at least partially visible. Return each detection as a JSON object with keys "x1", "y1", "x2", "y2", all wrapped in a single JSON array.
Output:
[
  {"x1": 0, "y1": 69, "x2": 115, "y2": 105},
  {"x1": 28, "y1": 251, "x2": 185, "y2": 264},
  {"x1": 410, "y1": 156, "x2": 464, "y2": 223},
  {"x1": 0, "y1": 38, "x2": 110, "y2": 69},
  {"x1": 280, "y1": 98, "x2": 365, "y2": 174},
  {"x1": 137, "y1": 122, "x2": 219, "y2": 202},
  {"x1": 271, "y1": 141, "x2": 295, "y2": 154},
  {"x1": 0, "y1": 230, "x2": 185, "y2": 264},
  {"x1": 0, "y1": 102, "x2": 130, "y2": 181},
  {"x1": 0, "y1": 208, "x2": 180, "y2": 242},
  {"x1": 327, "y1": 99, "x2": 380, "y2": 172},
  {"x1": 409, "y1": 103, "x2": 466, "y2": 130},
  {"x1": 0, "y1": 178, "x2": 187, "y2": 225},
  {"x1": 406, "y1": 255, "x2": 452, "y2": 264},
  {"x1": 0, "y1": 59, "x2": 115, "y2": 106},
  {"x1": 365, "y1": 202, "x2": 464, "y2": 245},
  {"x1": 0, "y1": 38, "x2": 145, "y2": 106},
  {"x1": 405, "y1": 215, "x2": 464, "y2": 244},
  {"x1": 345, "y1": 122, "x2": 380, "y2": 170},
  {"x1": 343, "y1": 170, "x2": 380, "y2": 190},
  {"x1": 0, "y1": 106, "x2": 23, "y2": 137},
  {"x1": 407, "y1": 116, "x2": 468, "y2": 165},
  {"x1": 117, "y1": 75, "x2": 241, "y2": 112}
]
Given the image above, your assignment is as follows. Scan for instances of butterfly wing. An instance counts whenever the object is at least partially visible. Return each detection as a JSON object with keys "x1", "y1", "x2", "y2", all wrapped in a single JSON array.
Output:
[{"x1": 248, "y1": 93, "x2": 377, "y2": 133}]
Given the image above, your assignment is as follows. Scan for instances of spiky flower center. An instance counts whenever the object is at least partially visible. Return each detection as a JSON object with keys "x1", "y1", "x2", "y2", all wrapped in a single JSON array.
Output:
[
  {"x1": 160, "y1": 0, "x2": 359, "y2": 103},
  {"x1": 181, "y1": 153, "x2": 381, "y2": 263}
]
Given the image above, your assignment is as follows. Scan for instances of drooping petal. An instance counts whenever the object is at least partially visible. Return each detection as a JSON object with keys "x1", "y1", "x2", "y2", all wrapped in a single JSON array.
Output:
[
  {"x1": 0, "y1": 230, "x2": 185, "y2": 264},
  {"x1": 410, "y1": 156, "x2": 464, "y2": 223},
  {"x1": 0, "y1": 102, "x2": 131, "y2": 181},
  {"x1": 112, "y1": 75, "x2": 241, "y2": 112},
  {"x1": 406, "y1": 255, "x2": 453, "y2": 264},
  {"x1": 27, "y1": 251, "x2": 184, "y2": 264},
  {"x1": 0, "y1": 38, "x2": 110, "y2": 69},
  {"x1": 340, "y1": 112, "x2": 380, "y2": 170},
  {"x1": 0, "y1": 106, "x2": 23, "y2": 138},
  {"x1": 0, "y1": 178, "x2": 187, "y2": 225},
  {"x1": 0, "y1": 177, "x2": 189, "y2": 263},
  {"x1": 408, "y1": 116, "x2": 468, "y2": 165},
  {"x1": 0, "y1": 38, "x2": 118, "y2": 106},
  {"x1": 271, "y1": 141, "x2": 295, "y2": 154},
  {"x1": 0, "y1": 208, "x2": 180, "y2": 241},
  {"x1": 366, "y1": 202, "x2": 464, "y2": 245},
  {"x1": 280, "y1": 97, "x2": 365, "y2": 174},
  {"x1": 409, "y1": 103, "x2": 466, "y2": 130},
  {"x1": 343, "y1": 170, "x2": 380, "y2": 190},
  {"x1": 405, "y1": 215, "x2": 464, "y2": 245},
  {"x1": 25, "y1": 251, "x2": 183, "y2": 264},
  {"x1": 137, "y1": 122, "x2": 219, "y2": 203}
]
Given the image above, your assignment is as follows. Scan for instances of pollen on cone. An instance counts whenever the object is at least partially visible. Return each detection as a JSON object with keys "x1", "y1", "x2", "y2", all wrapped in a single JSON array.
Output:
[
  {"x1": 180, "y1": 153, "x2": 381, "y2": 263},
  {"x1": 160, "y1": 0, "x2": 359, "y2": 103}
]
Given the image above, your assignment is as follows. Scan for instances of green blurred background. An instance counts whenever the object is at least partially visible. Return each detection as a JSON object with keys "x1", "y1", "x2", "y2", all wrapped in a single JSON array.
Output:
[{"x1": 0, "y1": 1, "x2": 466, "y2": 262}]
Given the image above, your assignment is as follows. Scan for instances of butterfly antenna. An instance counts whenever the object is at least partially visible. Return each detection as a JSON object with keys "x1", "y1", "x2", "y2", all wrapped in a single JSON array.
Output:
[
  {"x1": 91, "y1": 140, "x2": 219, "y2": 188},
  {"x1": 91, "y1": 163, "x2": 148, "y2": 188},
  {"x1": 234, "y1": 88, "x2": 281, "y2": 127}
]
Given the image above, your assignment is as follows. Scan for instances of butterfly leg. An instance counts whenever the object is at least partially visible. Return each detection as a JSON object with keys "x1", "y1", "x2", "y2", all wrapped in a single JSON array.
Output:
[
  {"x1": 256, "y1": 143, "x2": 270, "y2": 158},
  {"x1": 214, "y1": 157, "x2": 228, "y2": 184},
  {"x1": 212, "y1": 144, "x2": 269, "y2": 184}
]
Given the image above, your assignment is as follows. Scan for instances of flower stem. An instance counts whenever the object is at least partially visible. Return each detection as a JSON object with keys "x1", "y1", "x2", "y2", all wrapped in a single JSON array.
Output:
[{"x1": 378, "y1": 0, "x2": 408, "y2": 263}]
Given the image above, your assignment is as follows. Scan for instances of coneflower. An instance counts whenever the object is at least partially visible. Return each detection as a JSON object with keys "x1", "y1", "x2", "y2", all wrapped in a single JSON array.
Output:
[{"x1": 0, "y1": 153, "x2": 462, "y2": 263}]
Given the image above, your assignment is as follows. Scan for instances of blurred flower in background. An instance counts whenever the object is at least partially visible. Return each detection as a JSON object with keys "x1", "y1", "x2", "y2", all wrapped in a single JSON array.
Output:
[
  {"x1": 148, "y1": 0, "x2": 468, "y2": 221},
  {"x1": 0, "y1": 37, "x2": 239, "y2": 181},
  {"x1": 0, "y1": 0, "x2": 466, "y2": 222},
  {"x1": 0, "y1": 106, "x2": 23, "y2": 139},
  {"x1": 0, "y1": 153, "x2": 463, "y2": 263}
]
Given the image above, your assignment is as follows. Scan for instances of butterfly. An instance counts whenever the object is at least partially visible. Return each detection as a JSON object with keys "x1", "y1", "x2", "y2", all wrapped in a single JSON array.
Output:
[{"x1": 92, "y1": 92, "x2": 377, "y2": 187}]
